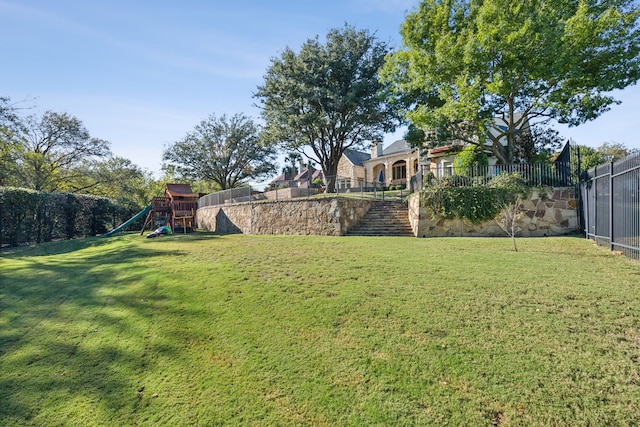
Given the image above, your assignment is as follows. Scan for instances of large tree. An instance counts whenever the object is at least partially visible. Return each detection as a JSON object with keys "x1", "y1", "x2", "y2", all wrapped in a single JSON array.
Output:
[
  {"x1": 162, "y1": 114, "x2": 276, "y2": 190},
  {"x1": 62, "y1": 156, "x2": 153, "y2": 206},
  {"x1": 17, "y1": 111, "x2": 111, "y2": 191},
  {"x1": 255, "y1": 24, "x2": 398, "y2": 192},
  {"x1": 0, "y1": 96, "x2": 25, "y2": 187},
  {"x1": 380, "y1": 0, "x2": 640, "y2": 164}
]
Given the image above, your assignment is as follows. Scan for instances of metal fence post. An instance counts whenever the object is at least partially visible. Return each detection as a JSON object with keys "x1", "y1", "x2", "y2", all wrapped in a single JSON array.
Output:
[
  {"x1": 538, "y1": 163, "x2": 543, "y2": 186},
  {"x1": 594, "y1": 170, "x2": 599, "y2": 241},
  {"x1": 609, "y1": 161, "x2": 614, "y2": 251}
]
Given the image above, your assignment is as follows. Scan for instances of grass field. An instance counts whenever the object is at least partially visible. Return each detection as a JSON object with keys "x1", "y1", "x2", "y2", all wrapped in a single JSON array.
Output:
[{"x1": 1, "y1": 233, "x2": 639, "y2": 426}]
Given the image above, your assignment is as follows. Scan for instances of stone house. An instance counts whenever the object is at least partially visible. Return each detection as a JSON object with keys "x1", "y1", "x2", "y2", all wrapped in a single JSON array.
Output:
[
  {"x1": 281, "y1": 114, "x2": 531, "y2": 191},
  {"x1": 336, "y1": 140, "x2": 421, "y2": 189}
]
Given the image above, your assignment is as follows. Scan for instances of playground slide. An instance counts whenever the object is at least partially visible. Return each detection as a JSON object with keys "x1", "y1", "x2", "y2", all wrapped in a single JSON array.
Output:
[{"x1": 102, "y1": 205, "x2": 151, "y2": 237}]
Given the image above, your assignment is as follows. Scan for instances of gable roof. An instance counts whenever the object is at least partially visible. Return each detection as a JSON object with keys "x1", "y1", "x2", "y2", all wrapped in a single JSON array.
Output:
[
  {"x1": 382, "y1": 139, "x2": 413, "y2": 156},
  {"x1": 293, "y1": 166, "x2": 322, "y2": 181},
  {"x1": 270, "y1": 167, "x2": 324, "y2": 185},
  {"x1": 311, "y1": 169, "x2": 323, "y2": 180},
  {"x1": 343, "y1": 149, "x2": 371, "y2": 166},
  {"x1": 270, "y1": 173, "x2": 287, "y2": 183}
]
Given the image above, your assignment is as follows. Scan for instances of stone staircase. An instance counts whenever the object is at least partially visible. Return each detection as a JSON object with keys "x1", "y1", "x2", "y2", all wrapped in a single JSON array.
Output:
[{"x1": 346, "y1": 201, "x2": 414, "y2": 237}]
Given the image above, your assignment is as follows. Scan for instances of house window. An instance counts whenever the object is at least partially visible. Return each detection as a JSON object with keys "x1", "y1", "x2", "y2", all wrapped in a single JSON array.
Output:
[
  {"x1": 337, "y1": 179, "x2": 351, "y2": 189},
  {"x1": 392, "y1": 162, "x2": 407, "y2": 180}
]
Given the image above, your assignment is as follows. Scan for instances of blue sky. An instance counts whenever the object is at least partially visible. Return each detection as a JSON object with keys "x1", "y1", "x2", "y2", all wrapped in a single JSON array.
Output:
[{"x1": 2, "y1": 0, "x2": 640, "y2": 179}]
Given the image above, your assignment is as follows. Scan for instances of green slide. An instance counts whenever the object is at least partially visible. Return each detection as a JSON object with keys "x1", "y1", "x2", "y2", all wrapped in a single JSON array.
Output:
[{"x1": 102, "y1": 205, "x2": 151, "y2": 237}]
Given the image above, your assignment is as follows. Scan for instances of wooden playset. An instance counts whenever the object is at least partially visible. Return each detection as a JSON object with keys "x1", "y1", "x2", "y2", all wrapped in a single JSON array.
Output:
[{"x1": 141, "y1": 183, "x2": 199, "y2": 234}]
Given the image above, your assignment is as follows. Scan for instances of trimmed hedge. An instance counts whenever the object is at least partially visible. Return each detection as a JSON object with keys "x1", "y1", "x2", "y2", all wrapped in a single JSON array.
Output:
[{"x1": 0, "y1": 187, "x2": 142, "y2": 248}]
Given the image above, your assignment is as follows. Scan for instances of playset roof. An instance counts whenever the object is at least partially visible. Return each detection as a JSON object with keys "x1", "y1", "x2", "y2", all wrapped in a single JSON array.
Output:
[{"x1": 165, "y1": 183, "x2": 198, "y2": 199}]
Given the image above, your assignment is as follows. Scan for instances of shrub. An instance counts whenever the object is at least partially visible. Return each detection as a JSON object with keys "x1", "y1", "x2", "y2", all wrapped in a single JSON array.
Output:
[
  {"x1": 489, "y1": 172, "x2": 527, "y2": 194},
  {"x1": 421, "y1": 173, "x2": 530, "y2": 224}
]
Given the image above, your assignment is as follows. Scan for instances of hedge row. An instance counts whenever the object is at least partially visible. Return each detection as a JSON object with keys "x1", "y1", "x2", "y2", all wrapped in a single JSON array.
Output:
[{"x1": 0, "y1": 187, "x2": 142, "y2": 248}]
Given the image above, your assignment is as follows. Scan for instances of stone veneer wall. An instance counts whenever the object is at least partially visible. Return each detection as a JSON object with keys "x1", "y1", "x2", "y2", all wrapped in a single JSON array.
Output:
[
  {"x1": 198, "y1": 197, "x2": 375, "y2": 236},
  {"x1": 337, "y1": 156, "x2": 366, "y2": 184},
  {"x1": 408, "y1": 187, "x2": 578, "y2": 238}
]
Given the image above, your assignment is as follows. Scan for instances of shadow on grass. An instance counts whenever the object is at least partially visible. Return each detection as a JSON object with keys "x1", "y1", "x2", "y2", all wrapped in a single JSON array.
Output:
[
  {"x1": 0, "y1": 239, "x2": 211, "y2": 424},
  {"x1": 0, "y1": 236, "x2": 118, "y2": 258},
  {"x1": 0, "y1": 231, "x2": 221, "y2": 258}
]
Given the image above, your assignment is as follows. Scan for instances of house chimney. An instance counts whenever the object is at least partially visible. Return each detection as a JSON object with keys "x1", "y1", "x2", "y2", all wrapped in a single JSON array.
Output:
[{"x1": 371, "y1": 140, "x2": 383, "y2": 159}]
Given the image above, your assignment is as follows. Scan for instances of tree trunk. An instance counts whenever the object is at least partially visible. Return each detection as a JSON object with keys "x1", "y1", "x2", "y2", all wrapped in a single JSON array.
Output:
[
  {"x1": 490, "y1": 139, "x2": 509, "y2": 165},
  {"x1": 322, "y1": 161, "x2": 339, "y2": 193},
  {"x1": 324, "y1": 174, "x2": 337, "y2": 193}
]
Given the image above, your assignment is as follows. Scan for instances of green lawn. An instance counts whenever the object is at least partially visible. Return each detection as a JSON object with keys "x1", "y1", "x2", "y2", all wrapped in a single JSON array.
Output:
[{"x1": 1, "y1": 234, "x2": 639, "y2": 426}]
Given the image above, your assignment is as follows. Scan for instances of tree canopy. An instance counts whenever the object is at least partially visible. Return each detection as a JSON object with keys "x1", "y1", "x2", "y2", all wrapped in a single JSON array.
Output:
[
  {"x1": 577, "y1": 141, "x2": 639, "y2": 171},
  {"x1": 380, "y1": 0, "x2": 640, "y2": 164},
  {"x1": 255, "y1": 24, "x2": 398, "y2": 192},
  {"x1": 63, "y1": 156, "x2": 153, "y2": 206},
  {"x1": 0, "y1": 96, "x2": 167, "y2": 207},
  {"x1": 454, "y1": 145, "x2": 488, "y2": 176},
  {"x1": 17, "y1": 111, "x2": 111, "y2": 191},
  {"x1": 162, "y1": 114, "x2": 276, "y2": 190}
]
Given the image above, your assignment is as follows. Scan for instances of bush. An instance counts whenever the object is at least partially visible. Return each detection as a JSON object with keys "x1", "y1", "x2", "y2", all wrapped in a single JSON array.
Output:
[
  {"x1": 421, "y1": 173, "x2": 530, "y2": 224},
  {"x1": 489, "y1": 172, "x2": 527, "y2": 193}
]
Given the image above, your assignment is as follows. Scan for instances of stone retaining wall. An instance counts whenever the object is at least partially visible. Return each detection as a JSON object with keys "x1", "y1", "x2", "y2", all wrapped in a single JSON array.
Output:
[
  {"x1": 197, "y1": 197, "x2": 374, "y2": 236},
  {"x1": 409, "y1": 187, "x2": 578, "y2": 237}
]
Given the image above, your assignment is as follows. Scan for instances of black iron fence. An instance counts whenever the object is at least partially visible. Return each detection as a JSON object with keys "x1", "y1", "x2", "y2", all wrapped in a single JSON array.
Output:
[
  {"x1": 199, "y1": 157, "x2": 580, "y2": 211},
  {"x1": 427, "y1": 161, "x2": 574, "y2": 187},
  {"x1": 581, "y1": 153, "x2": 640, "y2": 260},
  {"x1": 332, "y1": 176, "x2": 408, "y2": 200}
]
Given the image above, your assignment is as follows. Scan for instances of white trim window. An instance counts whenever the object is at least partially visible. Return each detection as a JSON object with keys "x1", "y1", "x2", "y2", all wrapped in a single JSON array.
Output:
[{"x1": 392, "y1": 161, "x2": 407, "y2": 180}]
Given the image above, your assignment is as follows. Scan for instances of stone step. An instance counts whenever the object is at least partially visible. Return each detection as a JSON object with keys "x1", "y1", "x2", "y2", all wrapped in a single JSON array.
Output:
[{"x1": 346, "y1": 201, "x2": 414, "y2": 237}]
